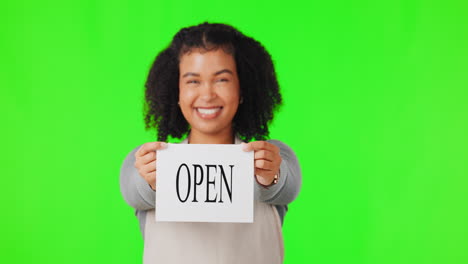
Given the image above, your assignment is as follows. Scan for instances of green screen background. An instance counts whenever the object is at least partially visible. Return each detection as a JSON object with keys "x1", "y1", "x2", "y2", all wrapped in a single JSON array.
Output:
[{"x1": 2, "y1": 0, "x2": 467, "y2": 263}]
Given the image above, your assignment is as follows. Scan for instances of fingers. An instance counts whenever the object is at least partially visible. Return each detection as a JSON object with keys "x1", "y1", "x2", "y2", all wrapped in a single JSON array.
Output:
[
  {"x1": 134, "y1": 150, "x2": 156, "y2": 170},
  {"x1": 136, "y1": 142, "x2": 167, "y2": 157},
  {"x1": 255, "y1": 159, "x2": 276, "y2": 171},
  {"x1": 143, "y1": 160, "x2": 157, "y2": 173},
  {"x1": 142, "y1": 171, "x2": 156, "y2": 190},
  {"x1": 134, "y1": 141, "x2": 167, "y2": 168},
  {"x1": 140, "y1": 151, "x2": 156, "y2": 165},
  {"x1": 137, "y1": 159, "x2": 156, "y2": 174},
  {"x1": 242, "y1": 141, "x2": 279, "y2": 154},
  {"x1": 243, "y1": 141, "x2": 282, "y2": 180},
  {"x1": 254, "y1": 150, "x2": 276, "y2": 161},
  {"x1": 255, "y1": 168, "x2": 277, "y2": 178},
  {"x1": 134, "y1": 141, "x2": 167, "y2": 189},
  {"x1": 137, "y1": 160, "x2": 157, "y2": 190}
]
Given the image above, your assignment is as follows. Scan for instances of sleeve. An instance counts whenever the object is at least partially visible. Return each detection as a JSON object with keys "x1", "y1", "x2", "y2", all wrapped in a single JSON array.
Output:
[
  {"x1": 254, "y1": 139, "x2": 302, "y2": 205},
  {"x1": 119, "y1": 145, "x2": 156, "y2": 210}
]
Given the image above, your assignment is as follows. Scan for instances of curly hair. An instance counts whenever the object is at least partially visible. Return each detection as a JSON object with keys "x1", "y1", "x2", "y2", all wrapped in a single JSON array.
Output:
[{"x1": 144, "y1": 22, "x2": 282, "y2": 142}]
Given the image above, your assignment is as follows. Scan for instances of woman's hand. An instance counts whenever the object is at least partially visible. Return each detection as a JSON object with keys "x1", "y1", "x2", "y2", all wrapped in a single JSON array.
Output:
[
  {"x1": 134, "y1": 142, "x2": 167, "y2": 190},
  {"x1": 242, "y1": 141, "x2": 281, "y2": 186}
]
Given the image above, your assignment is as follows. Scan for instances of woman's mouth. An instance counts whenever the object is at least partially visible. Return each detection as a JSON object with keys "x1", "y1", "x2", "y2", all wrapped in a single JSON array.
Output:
[{"x1": 195, "y1": 107, "x2": 222, "y2": 119}]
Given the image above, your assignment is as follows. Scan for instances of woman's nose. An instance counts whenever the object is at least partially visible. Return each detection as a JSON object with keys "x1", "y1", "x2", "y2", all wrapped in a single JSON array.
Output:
[{"x1": 199, "y1": 83, "x2": 217, "y2": 101}]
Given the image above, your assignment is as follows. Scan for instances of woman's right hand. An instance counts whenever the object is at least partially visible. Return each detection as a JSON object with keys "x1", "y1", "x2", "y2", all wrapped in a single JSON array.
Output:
[{"x1": 134, "y1": 142, "x2": 168, "y2": 191}]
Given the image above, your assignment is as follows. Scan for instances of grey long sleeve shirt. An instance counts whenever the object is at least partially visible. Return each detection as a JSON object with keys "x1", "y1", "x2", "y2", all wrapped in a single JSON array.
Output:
[{"x1": 120, "y1": 139, "x2": 302, "y2": 237}]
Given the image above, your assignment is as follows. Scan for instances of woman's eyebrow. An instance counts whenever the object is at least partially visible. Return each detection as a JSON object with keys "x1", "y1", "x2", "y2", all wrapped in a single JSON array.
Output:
[
  {"x1": 182, "y1": 72, "x2": 200, "y2": 78},
  {"x1": 214, "y1": 69, "x2": 233, "y2": 76},
  {"x1": 182, "y1": 69, "x2": 233, "y2": 78}
]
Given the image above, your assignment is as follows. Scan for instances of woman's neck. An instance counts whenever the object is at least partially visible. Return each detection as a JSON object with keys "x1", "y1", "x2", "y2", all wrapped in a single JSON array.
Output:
[{"x1": 188, "y1": 130, "x2": 235, "y2": 144}]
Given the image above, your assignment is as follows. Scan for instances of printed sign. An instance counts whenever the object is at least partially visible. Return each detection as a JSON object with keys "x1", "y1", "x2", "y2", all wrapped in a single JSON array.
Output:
[{"x1": 155, "y1": 144, "x2": 254, "y2": 223}]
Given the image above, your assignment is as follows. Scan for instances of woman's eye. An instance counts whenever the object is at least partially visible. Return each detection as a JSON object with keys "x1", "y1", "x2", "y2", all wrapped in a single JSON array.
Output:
[
  {"x1": 217, "y1": 78, "x2": 229, "y2": 82},
  {"x1": 187, "y1": 80, "x2": 199, "y2": 84}
]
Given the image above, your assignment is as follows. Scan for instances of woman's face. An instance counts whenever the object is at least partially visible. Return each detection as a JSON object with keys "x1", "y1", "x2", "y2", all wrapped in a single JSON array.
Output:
[{"x1": 178, "y1": 48, "x2": 240, "y2": 138}]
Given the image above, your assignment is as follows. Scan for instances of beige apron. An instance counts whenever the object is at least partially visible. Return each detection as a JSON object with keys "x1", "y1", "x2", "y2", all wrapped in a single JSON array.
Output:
[{"x1": 143, "y1": 138, "x2": 284, "y2": 264}]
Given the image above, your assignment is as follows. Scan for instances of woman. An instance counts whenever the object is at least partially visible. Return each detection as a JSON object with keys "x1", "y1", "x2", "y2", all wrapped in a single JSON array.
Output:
[{"x1": 120, "y1": 22, "x2": 301, "y2": 264}]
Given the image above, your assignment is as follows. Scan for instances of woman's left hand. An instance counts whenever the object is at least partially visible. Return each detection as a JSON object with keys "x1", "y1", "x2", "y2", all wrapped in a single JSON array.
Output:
[{"x1": 242, "y1": 141, "x2": 281, "y2": 186}]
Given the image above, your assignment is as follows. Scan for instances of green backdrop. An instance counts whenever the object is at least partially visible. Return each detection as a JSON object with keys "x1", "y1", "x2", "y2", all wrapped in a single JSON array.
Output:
[{"x1": 2, "y1": 0, "x2": 467, "y2": 263}]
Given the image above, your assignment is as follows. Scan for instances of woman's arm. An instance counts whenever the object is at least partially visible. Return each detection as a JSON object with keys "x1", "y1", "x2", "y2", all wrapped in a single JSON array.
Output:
[{"x1": 254, "y1": 140, "x2": 302, "y2": 205}]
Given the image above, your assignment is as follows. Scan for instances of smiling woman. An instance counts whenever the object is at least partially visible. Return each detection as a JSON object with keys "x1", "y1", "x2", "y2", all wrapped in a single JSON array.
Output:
[
  {"x1": 143, "y1": 23, "x2": 283, "y2": 143},
  {"x1": 119, "y1": 22, "x2": 302, "y2": 264},
  {"x1": 178, "y1": 48, "x2": 240, "y2": 144}
]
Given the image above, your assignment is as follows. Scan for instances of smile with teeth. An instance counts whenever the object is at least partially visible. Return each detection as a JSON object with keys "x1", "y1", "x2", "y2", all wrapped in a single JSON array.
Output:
[{"x1": 195, "y1": 107, "x2": 223, "y2": 119}]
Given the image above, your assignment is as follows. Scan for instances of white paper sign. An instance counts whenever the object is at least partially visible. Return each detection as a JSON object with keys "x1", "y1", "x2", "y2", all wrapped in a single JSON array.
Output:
[{"x1": 155, "y1": 144, "x2": 254, "y2": 223}]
